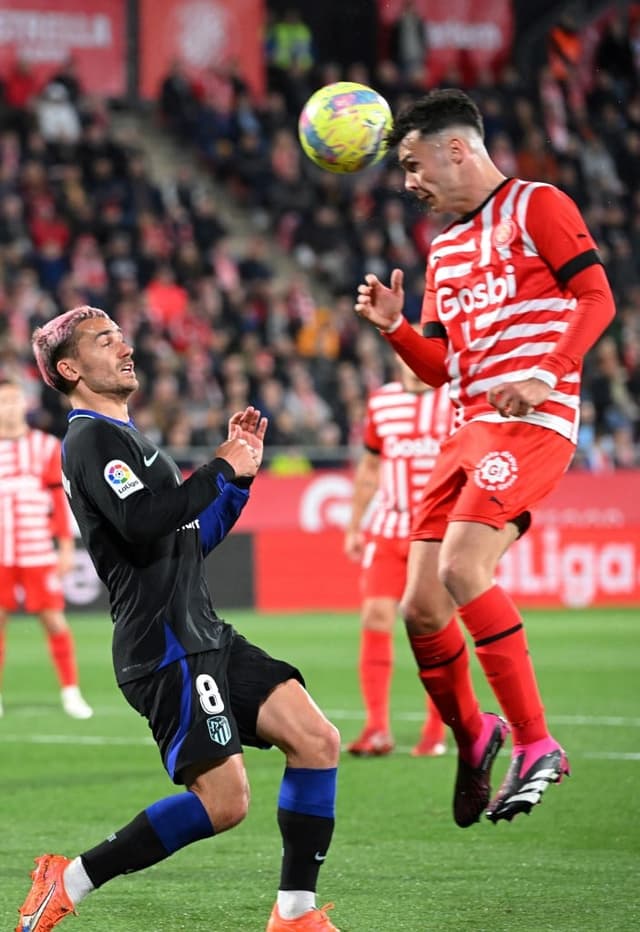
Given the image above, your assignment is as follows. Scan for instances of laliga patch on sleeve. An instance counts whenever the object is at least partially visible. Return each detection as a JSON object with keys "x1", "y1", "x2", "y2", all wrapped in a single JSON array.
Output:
[{"x1": 103, "y1": 459, "x2": 143, "y2": 498}]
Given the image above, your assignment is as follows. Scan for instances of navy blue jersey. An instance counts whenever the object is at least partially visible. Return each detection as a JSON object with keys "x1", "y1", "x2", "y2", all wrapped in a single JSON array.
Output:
[{"x1": 61, "y1": 409, "x2": 247, "y2": 685}]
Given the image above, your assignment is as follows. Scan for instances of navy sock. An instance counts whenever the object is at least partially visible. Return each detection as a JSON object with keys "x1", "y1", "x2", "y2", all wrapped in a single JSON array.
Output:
[
  {"x1": 82, "y1": 791, "x2": 213, "y2": 888},
  {"x1": 277, "y1": 767, "x2": 337, "y2": 892}
]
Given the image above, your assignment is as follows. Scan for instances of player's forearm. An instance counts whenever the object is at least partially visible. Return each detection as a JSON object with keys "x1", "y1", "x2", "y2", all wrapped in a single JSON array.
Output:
[
  {"x1": 199, "y1": 480, "x2": 250, "y2": 557},
  {"x1": 535, "y1": 267, "x2": 616, "y2": 385},
  {"x1": 119, "y1": 458, "x2": 237, "y2": 542},
  {"x1": 383, "y1": 317, "x2": 449, "y2": 386},
  {"x1": 348, "y1": 457, "x2": 379, "y2": 530},
  {"x1": 349, "y1": 487, "x2": 375, "y2": 531}
]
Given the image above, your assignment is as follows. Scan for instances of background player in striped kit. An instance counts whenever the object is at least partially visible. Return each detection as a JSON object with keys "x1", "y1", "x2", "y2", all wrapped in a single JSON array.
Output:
[
  {"x1": 0, "y1": 378, "x2": 92, "y2": 719},
  {"x1": 344, "y1": 335, "x2": 453, "y2": 757},
  {"x1": 355, "y1": 89, "x2": 616, "y2": 826}
]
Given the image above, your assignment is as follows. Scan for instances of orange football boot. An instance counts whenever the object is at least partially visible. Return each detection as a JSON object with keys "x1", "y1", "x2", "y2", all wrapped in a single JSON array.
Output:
[{"x1": 16, "y1": 855, "x2": 76, "y2": 932}]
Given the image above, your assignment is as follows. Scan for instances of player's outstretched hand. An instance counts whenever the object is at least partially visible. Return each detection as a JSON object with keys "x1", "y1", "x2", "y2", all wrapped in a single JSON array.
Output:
[
  {"x1": 355, "y1": 269, "x2": 405, "y2": 331},
  {"x1": 487, "y1": 378, "x2": 552, "y2": 418},
  {"x1": 216, "y1": 428, "x2": 261, "y2": 478},
  {"x1": 227, "y1": 406, "x2": 268, "y2": 469}
]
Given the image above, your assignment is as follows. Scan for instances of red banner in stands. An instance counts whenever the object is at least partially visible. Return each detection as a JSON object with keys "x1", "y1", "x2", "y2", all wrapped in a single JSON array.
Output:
[
  {"x1": 0, "y1": 0, "x2": 126, "y2": 95},
  {"x1": 378, "y1": 0, "x2": 513, "y2": 84},
  {"x1": 246, "y1": 471, "x2": 640, "y2": 610},
  {"x1": 138, "y1": 0, "x2": 265, "y2": 100}
]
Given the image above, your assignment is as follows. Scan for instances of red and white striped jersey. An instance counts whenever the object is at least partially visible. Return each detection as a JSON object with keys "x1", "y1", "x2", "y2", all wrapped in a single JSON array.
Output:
[
  {"x1": 0, "y1": 429, "x2": 72, "y2": 567},
  {"x1": 364, "y1": 382, "x2": 454, "y2": 539},
  {"x1": 422, "y1": 178, "x2": 599, "y2": 443}
]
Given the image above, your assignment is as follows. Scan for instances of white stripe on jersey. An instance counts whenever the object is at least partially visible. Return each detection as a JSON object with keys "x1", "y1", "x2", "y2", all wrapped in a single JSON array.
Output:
[
  {"x1": 434, "y1": 261, "x2": 473, "y2": 284},
  {"x1": 516, "y1": 181, "x2": 549, "y2": 257},
  {"x1": 475, "y1": 297, "x2": 576, "y2": 331}
]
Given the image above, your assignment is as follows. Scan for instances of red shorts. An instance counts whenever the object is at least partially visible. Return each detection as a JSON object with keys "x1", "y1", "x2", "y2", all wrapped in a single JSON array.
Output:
[
  {"x1": 411, "y1": 421, "x2": 574, "y2": 541},
  {"x1": 0, "y1": 565, "x2": 64, "y2": 612},
  {"x1": 360, "y1": 535, "x2": 410, "y2": 601}
]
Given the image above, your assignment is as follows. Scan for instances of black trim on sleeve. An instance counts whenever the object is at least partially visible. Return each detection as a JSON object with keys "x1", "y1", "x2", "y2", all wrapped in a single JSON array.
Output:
[
  {"x1": 212, "y1": 457, "x2": 236, "y2": 482},
  {"x1": 423, "y1": 322, "x2": 447, "y2": 339},
  {"x1": 364, "y1": 444, "x2": 381, "y2": 456},
  {"x1": 555, "y1": 248, "x2": 602, "y2": 285},
  {"x1": 232, "y1": 476, "x2": 254, "y2": 489}
]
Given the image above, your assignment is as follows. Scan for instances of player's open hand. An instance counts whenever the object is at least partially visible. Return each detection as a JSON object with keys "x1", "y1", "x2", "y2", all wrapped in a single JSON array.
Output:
[
  {"x1": 487, "y1": 378, "x2": 552, "y2": 417},
  {"x1": 227, "y1": 406, "x2": 268, "y2": 469},
  {"x1": 216, "y1": 427, "x2": 262, "y2": 478},
  {"x1": 355, "y1": 269, "x2": 405, "y2": 331}
]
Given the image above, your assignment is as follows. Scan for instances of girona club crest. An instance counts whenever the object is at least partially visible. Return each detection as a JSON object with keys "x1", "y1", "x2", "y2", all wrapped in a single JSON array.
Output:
[
  {"x1": 474, "y1": 450, "x2": 519, "y2": 491},
  {"x1": 492, "y1": 218, "x2": 516, "y2": 249}
]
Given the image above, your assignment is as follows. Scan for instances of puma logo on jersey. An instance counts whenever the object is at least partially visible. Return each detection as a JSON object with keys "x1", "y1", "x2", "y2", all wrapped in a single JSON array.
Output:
[{"x1": 437, "y1": 265, "x2": 517, "y2": 321}]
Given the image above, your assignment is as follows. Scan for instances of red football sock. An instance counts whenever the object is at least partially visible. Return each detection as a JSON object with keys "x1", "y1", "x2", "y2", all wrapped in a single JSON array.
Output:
[
  {"x1": 47, "y1": 629, "x2": 78, "y2": 688},
  {"x1": 458, "y1": 584, "x2": 547, "y2": 745},
  {"x1": 409, "y1": 617, "x2": 482, "y2": 747},
  {"x1": 359, "y1": 629, "x2": 393, "y2": 734}
]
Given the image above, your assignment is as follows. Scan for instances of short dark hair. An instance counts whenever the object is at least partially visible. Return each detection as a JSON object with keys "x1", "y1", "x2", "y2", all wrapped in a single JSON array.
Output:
[{"x1": 387, "y1": 88, "x2": 484, "y2": 149}]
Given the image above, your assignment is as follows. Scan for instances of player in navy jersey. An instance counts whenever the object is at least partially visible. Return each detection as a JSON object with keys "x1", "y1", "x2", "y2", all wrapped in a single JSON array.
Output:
[
  {"x1": 355, "y1": 88, "x2": 615, "y2": 827},
  {"x1": 16, "y1": 305, "x2": 340, "y2": 932}
]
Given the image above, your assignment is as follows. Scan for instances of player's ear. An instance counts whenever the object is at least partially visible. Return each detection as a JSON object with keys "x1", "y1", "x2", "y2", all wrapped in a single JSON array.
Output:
[
  {"x1": 56, "y1": 357, "x2": 80, "y2": 382},
  {"x1": 448, "y1": 135, "x2": 465, "y2": 164}
]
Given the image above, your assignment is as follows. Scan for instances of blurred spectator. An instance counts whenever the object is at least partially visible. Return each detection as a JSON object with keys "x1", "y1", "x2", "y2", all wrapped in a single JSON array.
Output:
[
  {"x1": 267, "y1": 9, "x2": 315, "y2": 114},
  {"x1": 590, "y1": 337, "x2": 639, "y2": 451},
  {"x1": 594, "y1": 10, "x2": 637, "y2": 100},
  {"x1": 388, "y1": 1, "x2": 428, "y2": 79},
  {"x1": 36, "y1": 81, "x2": 81, "y2": 145},
  {"x1": 3, "y1": 59, "x2": 38, "y2": 138},
  {"x1": 159, "y1": 59, "x2": 198, "y2": 136}
]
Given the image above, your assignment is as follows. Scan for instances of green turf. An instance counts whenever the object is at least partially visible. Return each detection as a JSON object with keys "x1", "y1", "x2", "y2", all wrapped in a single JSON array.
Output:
[{"x1": 1, "y1": 608, "x2": 638, "y2": 931}]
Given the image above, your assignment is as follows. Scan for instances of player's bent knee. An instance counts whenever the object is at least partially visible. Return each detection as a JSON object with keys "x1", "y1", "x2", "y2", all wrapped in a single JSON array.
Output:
[
  {"x1": 193, "y1": 783, "x2": 250, "y2": 833},
  {"x1": 296, "y1": 718, "x2": 341, "y2": 768},
  {"x1": 438, "y1": 556, "x2": 487, "y2": 602},
  {"x1": 400, "y1": 596, "x2": 442, "y2": 634}
]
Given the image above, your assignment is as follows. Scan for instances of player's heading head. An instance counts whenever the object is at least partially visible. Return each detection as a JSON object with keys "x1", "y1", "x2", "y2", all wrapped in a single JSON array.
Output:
[
  {"x1": 386, "y1": 89, "x2": 484, "y2": 149},
  {"x1": 386, "y1": 89, "x2": 503, "y2": 216},
  {"x1": 32, "y1": 305, "x2": 110, "y2": 393}
]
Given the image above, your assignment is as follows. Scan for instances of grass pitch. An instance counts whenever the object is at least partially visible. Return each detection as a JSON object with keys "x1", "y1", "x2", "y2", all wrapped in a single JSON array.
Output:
[{"x1": 1, "y1": 608, "x2": 638, "y2": 931}]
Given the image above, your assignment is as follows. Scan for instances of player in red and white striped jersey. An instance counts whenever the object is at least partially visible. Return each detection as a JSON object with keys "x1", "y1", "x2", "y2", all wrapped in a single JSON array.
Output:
[
  {"x1": 344, "y1": 344, "x2": 454, "y2": 757},
  {"x1": 0, "y1": 379, "x2": 92, "y2": 719},
  {"x1": 355, "y1": 89, "x2": 616, "y2": 826}
]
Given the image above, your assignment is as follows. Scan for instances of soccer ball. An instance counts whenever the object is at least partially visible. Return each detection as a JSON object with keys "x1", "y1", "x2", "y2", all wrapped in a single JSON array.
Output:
[{"x1": 298, "y1": 81, "x2": 393, "y2": 174}]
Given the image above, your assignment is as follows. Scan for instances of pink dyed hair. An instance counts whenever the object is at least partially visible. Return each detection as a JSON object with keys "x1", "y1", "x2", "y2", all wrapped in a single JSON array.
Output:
[{"x1": 32, "y1": 305, "x2": 109, "y2": 393}]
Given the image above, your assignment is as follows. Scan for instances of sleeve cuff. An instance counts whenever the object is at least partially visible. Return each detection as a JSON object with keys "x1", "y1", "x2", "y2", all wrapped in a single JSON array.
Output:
[
  {"x1": 378, "y1": 315, "x2": 404, "y2": 335},
  {"x1": 532, "y1": 369, "x2": 558, "y2": 389},
  {"x1": 210, "y1": 457, "x2": 236, "y2": 482}
]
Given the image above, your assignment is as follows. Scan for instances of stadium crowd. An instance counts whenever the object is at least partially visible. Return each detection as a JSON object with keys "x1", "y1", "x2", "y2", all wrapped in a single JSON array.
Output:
[{"x1": 0, "y1": 6, "x2": 639, "y2": 470}]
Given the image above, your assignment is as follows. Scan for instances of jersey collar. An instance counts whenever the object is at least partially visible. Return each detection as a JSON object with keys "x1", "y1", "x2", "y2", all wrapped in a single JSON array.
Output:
[{"x1": 68, "y1": 408, "x2": 136, "y2": 429}]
